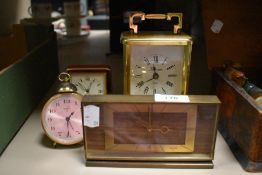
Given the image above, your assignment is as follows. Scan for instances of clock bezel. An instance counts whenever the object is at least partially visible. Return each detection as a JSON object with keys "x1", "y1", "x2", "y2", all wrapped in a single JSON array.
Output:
[{"x1": 41, "y1": 93, "x2": 83, "y2": 145}]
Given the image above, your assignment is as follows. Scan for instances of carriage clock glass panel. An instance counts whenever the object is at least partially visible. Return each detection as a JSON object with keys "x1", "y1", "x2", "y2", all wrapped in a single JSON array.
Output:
[{"x1": 130, "y1": 45, "x2": 184, "y2": 95}]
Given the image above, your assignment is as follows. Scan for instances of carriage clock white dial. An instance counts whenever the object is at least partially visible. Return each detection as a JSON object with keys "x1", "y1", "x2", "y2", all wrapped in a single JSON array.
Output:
[{"x1": 130, "y1": 45, "x2": 184, "y2": 95}]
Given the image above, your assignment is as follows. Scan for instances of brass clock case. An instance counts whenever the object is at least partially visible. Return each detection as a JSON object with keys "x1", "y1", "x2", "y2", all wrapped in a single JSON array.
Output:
[{"x1": 121, "y1": 12, "x2": 192, "y2": 95}]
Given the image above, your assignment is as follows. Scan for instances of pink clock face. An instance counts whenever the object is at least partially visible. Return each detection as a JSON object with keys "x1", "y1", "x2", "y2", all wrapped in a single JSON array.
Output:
[{"x1": 42, "y1": 93, "x2": 83, "y2": 145}]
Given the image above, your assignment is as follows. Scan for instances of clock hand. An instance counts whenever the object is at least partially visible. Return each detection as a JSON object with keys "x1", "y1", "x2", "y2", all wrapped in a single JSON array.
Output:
[
  {"x1": 152, "y1": 65, "x2": 159, "y2": 79},
  {"x1": 144, "y1": 72, "x2": 159, "y2": 83},
  {"x1": 66, "y1": 120, "x2": 70, "y2": 137},
  {"x1": 86, "y1": 78, "x2": 96, "y2": 93},
  {"x1": 148, "y1": 105, "x2": 152, "y2": 131},
  {"x1": 151, "y1": 126, "x2": 173, "y2": 135},
  {"x1": 77, "y1": 82, "x2": 87, "y2": 91},
  {"x1": 66, "y1": 129, "x2": 70, "y2": 138},
  {"x1": 65, "y1": 112, "x2": 74, "y2": 137},
  {"x1": 135, "y1": 120, "x2": 149, "y2": 130},
  {"x1": 145, "y1": 77, "x2": 154, "y2": 83},
  {"x1": 68, "y1": 121, "x2": 74, "y2": 131},
  {"x1": 152, "y1": 64, "x2": 156, "y2": 73},
  {"x1": 66, "y1": 112, "x2": 74, "y2": 121}
]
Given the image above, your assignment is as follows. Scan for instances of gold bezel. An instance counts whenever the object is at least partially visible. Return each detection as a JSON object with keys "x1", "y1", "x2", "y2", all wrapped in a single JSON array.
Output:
[
  {"x1": 121, "y1": 32, "x2": 192, "y2": 95},
  {"x1": 41, "y1": 93, "x2": 83, "y2": 145}
]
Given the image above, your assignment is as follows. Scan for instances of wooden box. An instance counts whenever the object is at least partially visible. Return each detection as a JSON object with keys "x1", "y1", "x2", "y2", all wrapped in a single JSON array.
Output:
[
  {"x1": 215, "y1": 71, "x2": 262, "y2": 172},
  {"x1": 201, "y1": 0, "x2": 262, "y2": 172},
  {"x1": 82, "y1": 95, "x2": 220, "y2": 168}
]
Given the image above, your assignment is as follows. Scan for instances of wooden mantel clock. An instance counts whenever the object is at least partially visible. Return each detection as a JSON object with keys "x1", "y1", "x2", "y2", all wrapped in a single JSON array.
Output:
[{"x1": 81, "y1": 95, "x2": 220, "y2": 168}]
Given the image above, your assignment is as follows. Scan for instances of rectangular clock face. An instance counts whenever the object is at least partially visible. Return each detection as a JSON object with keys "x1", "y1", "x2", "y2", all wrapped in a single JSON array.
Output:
[
  {"x1": 104, "y1": 103, "x2": 197, "y2": 152},
  {"x1": 129, "y1": 45, "x2": 185, "y2": 95},
  {"x1": 69, "y1": 72, "x2": 106, "y2": 95},
  {"x1": 113, "y1": 112, "x2": 187, "y2": 145}
]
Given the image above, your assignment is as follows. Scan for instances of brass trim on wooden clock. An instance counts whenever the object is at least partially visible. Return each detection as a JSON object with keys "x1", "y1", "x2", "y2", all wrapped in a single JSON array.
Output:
[{"x1": 82, "y1": 95, "x2": 221, "y2": 167}]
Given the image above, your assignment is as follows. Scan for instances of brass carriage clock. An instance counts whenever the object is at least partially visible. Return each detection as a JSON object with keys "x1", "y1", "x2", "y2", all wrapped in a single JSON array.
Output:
[{"x1": 121, "y1": 12, "x2": 192, "y2": 95}]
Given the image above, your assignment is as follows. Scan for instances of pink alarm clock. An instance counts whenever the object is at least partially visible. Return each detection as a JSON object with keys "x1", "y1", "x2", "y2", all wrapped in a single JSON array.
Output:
[{"x1": 41, "y1": 93, "x2": 83, "y2": 145}]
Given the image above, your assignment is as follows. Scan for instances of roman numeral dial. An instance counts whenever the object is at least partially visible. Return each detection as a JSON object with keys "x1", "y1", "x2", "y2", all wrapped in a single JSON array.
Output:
[{"x1": 130, "y1": 52, "x2": 182, "y2": 95}]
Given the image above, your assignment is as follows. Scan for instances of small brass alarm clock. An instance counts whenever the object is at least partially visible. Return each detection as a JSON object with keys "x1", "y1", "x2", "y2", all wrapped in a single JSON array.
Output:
[
  {"x1": 41, "y1": 72, "x2": 83, "y2": 146},
  {"x1": 121, "y1": 12, "x2": 192, "y2": 95},
  {"x1": 66, "y1": 65, "x2": 111, "y2": 96}
]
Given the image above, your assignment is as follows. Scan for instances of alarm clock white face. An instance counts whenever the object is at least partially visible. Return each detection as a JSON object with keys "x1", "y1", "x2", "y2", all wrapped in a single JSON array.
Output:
[
  {"x1": 130, "y1": 45, "x2": 184, "y2": 95},
  {"x1": 70, "y1": 72, "x2": 106, "y2": 95}
]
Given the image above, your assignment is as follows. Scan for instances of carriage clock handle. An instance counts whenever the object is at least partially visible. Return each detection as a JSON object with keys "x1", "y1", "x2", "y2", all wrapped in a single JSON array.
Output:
[{"x1": 129, "y1": 12, "x2": 183, "y2": 34}]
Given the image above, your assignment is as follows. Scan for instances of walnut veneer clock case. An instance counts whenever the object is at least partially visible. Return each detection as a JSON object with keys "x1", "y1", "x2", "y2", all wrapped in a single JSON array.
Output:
[
  {"x1": 121, "y1": 12, "x2": 192, "y2": 95},
  {"x1": 81, "y1": 95, "x2": 220, "y2": 168}
]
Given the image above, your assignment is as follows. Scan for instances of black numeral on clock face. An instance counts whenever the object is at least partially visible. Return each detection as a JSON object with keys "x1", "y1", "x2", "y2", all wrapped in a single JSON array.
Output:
[
  {"x1": 153, "y1": 56, "x2": 158, "y2": 63},
  {"x1": 136, "y1": 65, "x2": 141, "y2": 69},
  {"x1": 162, "y1": 87, "x2": 167, "y2": 94},
  {"x1": 48, "y1": 117, "x2": 53, "y2": 122},
  {"x1": 168, "y1": 74, "x2": 177, "y2": 77},
  {"x1": 136, "y1": 81, "x2": 144, "y2": 88},
  {"x1": 58, "y1": 132, "x2": 62, "y2": 136},
  {"x1": 153, "y1": 88, "x2": 157, "y2": 94},
  {"x1": 167, "y1": 64, "x2": 175, "y2": 70},
  {"x1": 162, "y1": 58, "x2": 167, "y2": 65},
  {"x1": 50, "y1": 109, "x2": 56, "y2": 113},
  {"x1": 144, "y1": 86, "x2": 149, "y2": 94},
  {"x1": 64, "y1": 99, "x2": 70, "y2": 103},
  {"x1": 134, "y1": 74, "x2": 142, "y2": 78},
  {"x1": 166, "y1": 81, "x2": 174, "y2": 87},
  {"x1": 144, "y1": 58, "x2": 150, "y2": 65}
]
